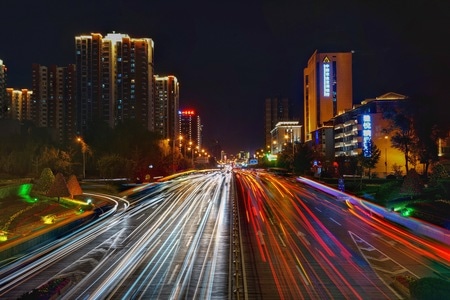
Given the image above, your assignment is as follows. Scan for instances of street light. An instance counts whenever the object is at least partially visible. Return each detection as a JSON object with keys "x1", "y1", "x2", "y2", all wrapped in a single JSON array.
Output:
[
  {"x1": 189, "y1": 141, "x2": 194, "y2": 164},
  {"x1": 77, "y1": 137, "x2": 89, "y2": 179},
  {"x1": 285, "y1": 130, "x2": 295, "y2": 173},
  {"x1": 168, "y1": 138, "x2": 176, "y2": 174},
  {"x1": 290, "y1": 129, "x2": 295, "y2": 157},
  {"x1": 384, "y1": 135, "x2": 389, "y2": 176}
]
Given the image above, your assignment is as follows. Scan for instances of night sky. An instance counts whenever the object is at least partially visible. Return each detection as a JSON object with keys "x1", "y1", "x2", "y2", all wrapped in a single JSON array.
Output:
[{"x1": 2, "y1": 0, "x2": 450, "y2": 155}]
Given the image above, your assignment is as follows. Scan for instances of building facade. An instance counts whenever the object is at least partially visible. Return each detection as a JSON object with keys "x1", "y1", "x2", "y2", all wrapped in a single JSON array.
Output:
[
  {"x1": 179, "y1": 109, "x2": 201, "y2": 149},
  {"x1": 270, "y1": 121, "x2": 302, "y2": 154},
  {"x1": 264, "y1": 97, "x2": 292, "y2": 150},
  {"x1": 178, "y1": 109, "x2": 202, "y2": 160},
  {"x1": 0, "y1": 59, "x2": 7, "y2": 119},
  {"x1": 303, "y1": 50, "x2": 353, "y2": 142},
  {"x1": 31, "y1": 64, "x2": 49, "y2": 128},
  {"x1": 333, "y1": 92, "x2": 407, "y2": 177},
  {"x1": 154, "y1": 75, "x2": 180, "y2": 142},
  {"x1": 31, "y1": 64, "x2": 77, "y2": 144},
  {"x1": 75, "y1": 32, "x2": 155, "y2": 136},
  {"x1": 310, "y1": 122, "x2": 335, "y2": 166},
  {"x1": 6, "y1": 88, "x2": 33, "y2": 122}
]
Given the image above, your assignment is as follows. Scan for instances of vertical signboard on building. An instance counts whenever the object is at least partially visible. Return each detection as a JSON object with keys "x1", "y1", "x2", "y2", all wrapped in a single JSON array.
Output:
[
  {"x1": 362, "y1": 114, "x2": 372, "y2": 157},
  {"x1": 323, "y1": 57, "x2": 331, "y2": 97}
]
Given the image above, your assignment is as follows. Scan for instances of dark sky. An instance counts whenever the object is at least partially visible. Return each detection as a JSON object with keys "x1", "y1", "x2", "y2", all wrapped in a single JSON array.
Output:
[{"x1": 2, "y1": 0, "x2": 450, "y2": 155}]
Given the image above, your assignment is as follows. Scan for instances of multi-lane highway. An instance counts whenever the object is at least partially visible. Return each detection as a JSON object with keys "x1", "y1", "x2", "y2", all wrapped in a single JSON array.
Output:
[
  {"x1": 1, "y1": 168, "x2": 449, "y2": 299},
  {"x1": 1, "y1": 170, "x2": 233, "y2": 299},
  {"x1": 234, "y1": 169, "x2": 450, "y2": 299}
]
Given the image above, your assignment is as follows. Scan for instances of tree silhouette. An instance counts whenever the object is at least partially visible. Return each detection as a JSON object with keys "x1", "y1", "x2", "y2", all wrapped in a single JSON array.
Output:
[
  {"x1": 38, "y1": 146, "x2": 74, "y2": 177},
  {"x1": 384, "y1": 96, "x2": 450, "y2": 177},
  {"x1": 410, "y1": 99, "x2": 449, "y2": 179},
  {"x1": 357, "y1": 139, "x2": 381, "y2": 178},
  {"x1": 383, "y1": 101, "x2": 415, "y2": 173},
  {"x1": 401, "y1": 169, "x2": 423, "y2": 197},
  {"x1": 67, "y1": 174, "x2": 83, "y2": 199},
  {"x1": 46, "y1": 173, "x2": 70, "y2": 202},
  {"x1": 33, "y1": 167, "x2": 55, "y2": 194},
  {"x1": 295, "y1": 143, "x2": 314, "y2": 175}
]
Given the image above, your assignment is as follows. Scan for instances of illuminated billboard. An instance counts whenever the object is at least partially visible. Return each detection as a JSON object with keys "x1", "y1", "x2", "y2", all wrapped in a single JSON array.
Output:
[
  {"x1": 323, "y1": 57, "x2": 331, "y2": 97},
  {"x1": 179, "y1": 110, "x2": 195, "y2": 115},
  {"x1": 362, "y1": 114, "x2": 372, "y2": 157}
]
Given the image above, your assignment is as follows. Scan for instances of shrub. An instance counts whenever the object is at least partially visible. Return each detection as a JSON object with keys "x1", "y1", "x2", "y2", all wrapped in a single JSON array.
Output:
[
  {"x1": 32, "y1": 168, "x2": 55, "y2": 194},
  {"x1": 401, "y1": 169, "x2": 423, "y2": 196},
  {"x1": 409, "y1": 277, "x2": 450, "y2": 300},
  {"x1": 375, "y1": 180, "x2": 402, "y2": 205}
]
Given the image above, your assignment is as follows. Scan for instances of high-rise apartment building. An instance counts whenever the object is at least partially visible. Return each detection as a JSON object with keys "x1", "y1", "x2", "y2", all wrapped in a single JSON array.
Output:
[
  {"x1": 31, "y1": 64, "x2": 49, "y2": 128},
  {"x1": 154, "y1": 75, "x2": 179, "y2": 142},
  {"x1": 6, "y1": 88, "x2": 33, "y2": 121},
  {"x1": 0, "y1": 59, "x2": 7, "y2": 119},
  {"x1": 303, "y1": 50, "x2": 353, "y2": 142},
  {"x1": 264, "y1": 97, "x2": 291, "y2": 149},
  {"x1": 178, "y1": 109, "x2": 202, "y2": 154},
  {"x1": 31, "y1": 64, "x2": 77, "y2": 144},
  {"x1": 75, "y1": 32, "x2": 154, "y2": 136}
]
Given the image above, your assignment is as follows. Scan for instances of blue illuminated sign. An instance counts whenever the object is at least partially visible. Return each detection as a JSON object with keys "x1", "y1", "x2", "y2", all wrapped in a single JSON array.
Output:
[
  {"x1": 362, "y1": 115, "x2": 372, "y2": 157},
  {"x1": 323, "y1": 57, "x2": 331, "y2": 97}
]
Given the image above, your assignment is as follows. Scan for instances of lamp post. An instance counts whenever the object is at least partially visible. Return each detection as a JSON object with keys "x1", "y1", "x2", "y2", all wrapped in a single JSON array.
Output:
[
  {"x1": 168, "y1": 138, "x2": 176, "y2": 174},
  {"x1": 291, "y1": 129, "x2": 295, "y2": 173},
  {"x1": 285, "y1": 130, "x2": 295, "y2": 173},
  {"x1": 77, "y1": 137, "x2": 88, "y2": 179},
  {"x1": 189, "y1": 141, "x2": 194, "y2": 165},
  {"x1": 179, "y1": 135, "x2": 184, "y2": 156},
  {"x1": 384, "y1": 135, "x2": 388, "y2": 177}
]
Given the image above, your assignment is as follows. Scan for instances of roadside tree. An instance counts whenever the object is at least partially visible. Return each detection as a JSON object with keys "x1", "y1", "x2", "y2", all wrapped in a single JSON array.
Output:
[
  {"x1": 97, "y1": 154, "x2": 135, "y2": 179},
  {"x1": 410, "y1": 95, "x2": 449, "y2": 179},
  {"x1": 384, "y1": 108, "x2": 415, "y2": 174},
  {"x1": 38, "y1": 146, "x2": 73, "y2": 177},
  {"x1": 401, "y1": 168, "x2": 423, "y2": 197},
  {"x1": 67, "y1": 174, "x2": 83, "y2": 199},
  {"x1": 357, "y1": 139, "x2": 381, "y2": 178},
  {"x1": 46, "y1": 173, "x2": 70, "y2": 203},
  {"x1": 383, "y1": 95, "x2": 450, "y2": 178},
  {"x1": 33, "y1": 167, "x2": 55, "y2": 194},
  {"x1": 295, "y1": 143, "x2": 314, "y2": 175}
]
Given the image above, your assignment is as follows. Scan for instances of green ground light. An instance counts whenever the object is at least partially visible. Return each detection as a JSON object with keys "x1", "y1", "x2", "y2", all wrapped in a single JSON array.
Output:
[{"x1": 17, "y1": 183, "x2": 37, "y2": 203}]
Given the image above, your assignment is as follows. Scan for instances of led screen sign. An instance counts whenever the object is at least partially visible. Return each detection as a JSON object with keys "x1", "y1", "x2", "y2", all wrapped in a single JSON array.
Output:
[
  {"x1": 362, "y1": 114, "x2": 372, "y2": 157},
  {"x1": 323, "y1": 57, "x2": 331, "y2": 97},
  {"x1": 179, "y1": 110, "x2": 195, "y2": 115}
]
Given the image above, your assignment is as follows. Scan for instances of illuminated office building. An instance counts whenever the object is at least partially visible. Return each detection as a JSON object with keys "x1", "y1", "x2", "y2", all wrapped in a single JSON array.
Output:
[
  {"x1": 270, "y1": 121, "x2": 302, "y2": 154},
  {"x1": 303, "y1": 50, "x2": 353, "y2": 142},
  {"x1": 75, "y1": 32, "x2": 154, "y2": 136},
  {"x1": 154, "y1": 75, "x2": 179, "y2": 142}
]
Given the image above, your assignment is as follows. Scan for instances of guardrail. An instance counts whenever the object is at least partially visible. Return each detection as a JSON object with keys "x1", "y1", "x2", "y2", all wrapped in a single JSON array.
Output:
[{"x1": 296, "y1": 176, "x2": 450, "y2": 247}]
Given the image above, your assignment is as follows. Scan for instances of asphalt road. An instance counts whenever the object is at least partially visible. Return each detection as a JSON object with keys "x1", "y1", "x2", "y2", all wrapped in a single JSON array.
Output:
[{"x1": 1, "y1": 169, "x2": 450, "y2": 299}]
